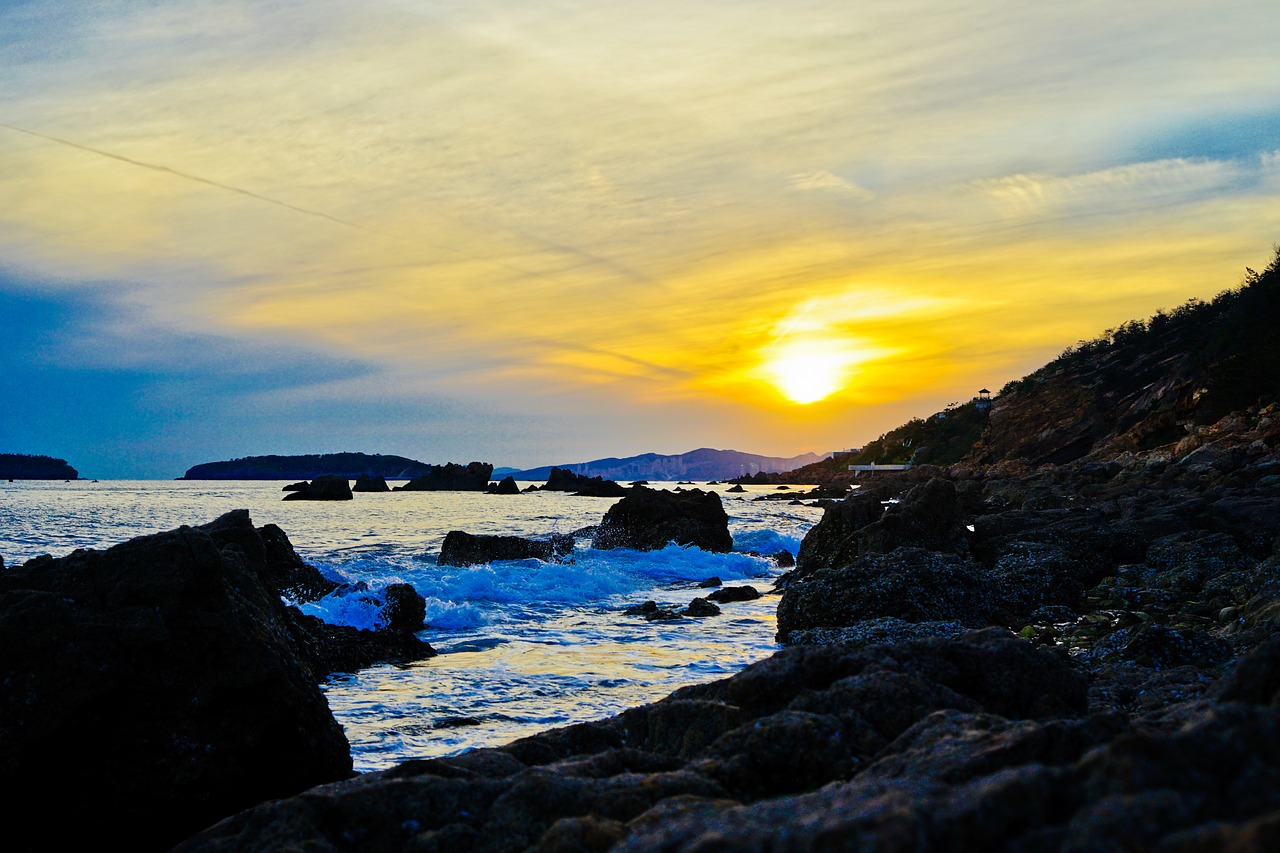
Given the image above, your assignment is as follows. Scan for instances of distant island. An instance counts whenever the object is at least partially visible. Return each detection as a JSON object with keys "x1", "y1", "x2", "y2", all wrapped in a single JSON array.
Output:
[
  {"x1": 0, "y1": 453, "x2": 79, "y2": 480},
  {"x1": 181, "y1": 453, "x2": 435, "y2": 480},
  {"x1": 508, "y1": 447, "x2": 828, "y2": 482}
]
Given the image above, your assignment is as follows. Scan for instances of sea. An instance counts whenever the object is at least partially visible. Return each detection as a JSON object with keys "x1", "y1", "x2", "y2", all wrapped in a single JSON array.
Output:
[{"x1": 0, "y1": 479, "x2": 821, "y2": 772}]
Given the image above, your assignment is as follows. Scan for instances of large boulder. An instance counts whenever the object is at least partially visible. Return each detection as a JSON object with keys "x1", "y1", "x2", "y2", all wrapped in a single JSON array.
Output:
[
  {"x1": 281, "y1": 475, "x2": 353, "y2": 501},
  {"x1": 438, "y1": 531, "x2": 574, "y2": 567},
  {"x1": 592, "y1": 487, "x2": 732, "y2": 553},
  {"x1": 541, "y1": 466, "x2": 628, "y2": 496},
  {"x1": 0, "y1": 515, "x2": 354, "y2": 852},
  {"x1": 395, "y1": 462, "x2": 494, "y2": 491}
]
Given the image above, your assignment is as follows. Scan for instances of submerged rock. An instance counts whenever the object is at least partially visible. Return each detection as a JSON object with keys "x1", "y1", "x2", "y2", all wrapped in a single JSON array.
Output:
[
  {"x1": 707, "y1": 585, "x2": 761, "y2": 603},
  {"x1": 592, "y1": 487, "x2": 732, "y2": 553}
]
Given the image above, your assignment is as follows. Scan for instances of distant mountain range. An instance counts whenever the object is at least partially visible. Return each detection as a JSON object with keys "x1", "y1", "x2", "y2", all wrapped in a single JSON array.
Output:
[{"x1": 508, "y1": 448, "x2": 828, "y2": 482}]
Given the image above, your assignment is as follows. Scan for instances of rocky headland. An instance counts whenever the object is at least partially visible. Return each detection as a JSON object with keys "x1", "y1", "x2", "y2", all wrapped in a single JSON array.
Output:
[
  {"x1": 0, "y1": 452, "x2": 79, "y2": 479},
  {"x1": 181, "y1": 452, "x2": 436, "y2": 480}
]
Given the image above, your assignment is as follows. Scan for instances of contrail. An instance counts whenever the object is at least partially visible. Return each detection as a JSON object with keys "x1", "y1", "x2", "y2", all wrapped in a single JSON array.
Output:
[
  {"x1": 0, "y1": 121, "x2": 652, "y2": 286},
  {"x1": 0, "y1": 121, "x2": 395, "y2": 239}
]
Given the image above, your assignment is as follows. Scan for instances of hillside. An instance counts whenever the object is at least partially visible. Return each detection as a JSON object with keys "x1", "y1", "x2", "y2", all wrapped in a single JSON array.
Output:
[
  {"x1": 969, "y1": 248, "x2": 1280, "y2": 465},
  {"x1": 753, "y1": 247, "x2": 1280, "y2": 483},
  {"x1": 181, "y1": 453, "x2": 434, "y2": 480},
  {"x1": 0, "y1": 453, "x2": 79, "y2": 480},
  {"x1": 510, "y1": 447, "x2": 826, "y2": 482}
]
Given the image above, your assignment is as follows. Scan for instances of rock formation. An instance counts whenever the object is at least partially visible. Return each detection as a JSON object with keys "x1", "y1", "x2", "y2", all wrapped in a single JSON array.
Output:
[
  {"x1": 352, "y1": 474, "x2": 391, "y2": 492},
  {"x1": 0, "y1": 514, "x2": 354, "y2": 851},
  {"x1": 438, "y1": 531, "x2": 574, "y2": 567},
  {"x1": 395, "y1": 461, "x2": 494, "y2": 491},
  {"x1": 281, "y1": 474, "x2": 353, "y2": 501},
  {"x1": 592, "y1": 487, "x2": 732, "y2": 553}
]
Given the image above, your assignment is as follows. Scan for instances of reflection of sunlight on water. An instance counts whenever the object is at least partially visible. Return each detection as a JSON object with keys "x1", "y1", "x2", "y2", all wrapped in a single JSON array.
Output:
[{"x1": 326, "y1": 595, "x2": 782, "y2": 771}]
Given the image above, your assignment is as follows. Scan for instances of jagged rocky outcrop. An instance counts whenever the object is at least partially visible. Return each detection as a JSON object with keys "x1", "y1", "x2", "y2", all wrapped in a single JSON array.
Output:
[
  {"x1": 540, "y1": 466, "x2": 628, "y2": 496},
  {"x1": 395, "y1": 461, "x2": 494, "y2": 491},
  {"x1": 0, "y1": 513, "x2": 354, "y2": 852},
  {"x1": 182, "y1": 452, "x2": 433, "y2": 480},
  {"x1": 486, "y1": 475, "x2": 520, "y2": 494},
  {"x1": 0, "y1": 511, "x2": 440, "y2": 851},
  {"x1": 280, "y1": 474, "x2": 353, "y2": 501},
  {"x1": 438, "y1": 531, "x2": 574, "y2": 567},
  {"x1": 0, "y1": 452, "x2": 78, "y2": 479},
  {"x1": 592, "y1": 487, "x2": 732, "y2": 553}
]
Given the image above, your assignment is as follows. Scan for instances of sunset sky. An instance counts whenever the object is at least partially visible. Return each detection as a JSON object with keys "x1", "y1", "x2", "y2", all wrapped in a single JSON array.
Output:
[{"x1": 3, "y1": 1, "x2": 1280, "y2": 478}]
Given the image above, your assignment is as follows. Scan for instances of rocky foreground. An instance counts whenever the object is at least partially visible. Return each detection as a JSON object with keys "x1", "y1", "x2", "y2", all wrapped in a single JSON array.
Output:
[{"x1": 165, "y1": 406, "x2": 1278, "y2": 851}]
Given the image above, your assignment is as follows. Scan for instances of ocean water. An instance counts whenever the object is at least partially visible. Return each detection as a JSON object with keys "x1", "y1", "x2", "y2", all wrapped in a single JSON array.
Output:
[{"x1": 0, "y1": 479, "x2": 821, "y2": 771}]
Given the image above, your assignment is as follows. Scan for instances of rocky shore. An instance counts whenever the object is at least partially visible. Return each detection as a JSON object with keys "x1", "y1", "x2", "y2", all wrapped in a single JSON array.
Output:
[{"x1": 160, "y1": 409, "x2": 1279, "y2": 852}]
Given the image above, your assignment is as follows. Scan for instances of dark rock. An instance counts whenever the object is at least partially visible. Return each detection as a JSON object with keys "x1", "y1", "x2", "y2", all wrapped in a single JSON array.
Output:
[
  {"x1": 771, "y1": 549, "x2": 795, "y2": 567},
  {"x1": 0, "y1": 514, "x2": 353, "y2": 851},
  {"x1": 623, "y1": 600, "x2": 659, "y2": 616},
  {"x1": 395, "y1": 461, "x2": 494, "y2": 491},
  {"x1": 726, "y1": 484, "x2": 745, "y2": 493},
  {"x1": 794, "y1": 491, "x2": 885, "y2": 572},
  {"x1": 438, "y1": 531, "x2": 574, "y2": 567},
  {"x1": 281, "y1": 481, "x2": 308, "y2": 491},
  {"x1": 592, "y1": 487, "x2": 732, "y2": 553},
  {"x1": 487, "y1": 475, "x2": 520, "y2": 495},
  {"x1": 381, "y1": 582, "x2": 426, "y2": 632},
  {"x1": 697, "y1": 576, "x2": 722, "y2": 588},
  {"x1": 684, "y1": 598, "x2": 721, "y2": 617},
  {"x1": 351, "y1": 474, "x2": 390, "y2": 492},
  {"x1": 707, "y1": 585, "x2": 760, "y2": 603},
  {"x1": 1084, "y1": 623, "x2": 1233, "y2": 670},
  {"x1": 281, "y1": 474, "x2": 353, "y2": 501},
  {"x1": 573, "y1": 479, "x2": 629, "y2": 498},
  {"x1": 777, "y1": 547, "x2": 993, "y2": 640}
]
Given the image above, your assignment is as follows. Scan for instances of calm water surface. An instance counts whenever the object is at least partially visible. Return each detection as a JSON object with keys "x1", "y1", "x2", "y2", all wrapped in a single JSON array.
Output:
[{"x1": 0, "y1": 479, "x2": 820, "y2": 770}]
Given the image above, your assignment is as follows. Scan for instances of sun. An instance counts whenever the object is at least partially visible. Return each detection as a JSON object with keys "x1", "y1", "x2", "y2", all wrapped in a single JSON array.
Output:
[{"x1": 762, "y1": 343, "x2": 857, "y2": 404}]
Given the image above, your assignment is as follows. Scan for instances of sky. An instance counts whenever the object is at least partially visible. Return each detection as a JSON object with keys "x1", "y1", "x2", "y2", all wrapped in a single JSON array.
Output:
[{"x1": 2, "y1": 1, "x2": 1280, "y2": 478}]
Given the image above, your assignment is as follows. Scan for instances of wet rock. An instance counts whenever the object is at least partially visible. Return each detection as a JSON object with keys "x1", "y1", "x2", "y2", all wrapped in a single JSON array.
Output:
[
  {"x1": 351, "y1": 474, "x2": 390, "y2": 492},
  {"x1": 0, "y1": 514, "x2": 353, "y2": 851},
  {"x1": 438, "y1": 531, "x2": 574, "y2": 567},
  {"x1": 783, "y1": 617, "x2": 972, "y2": 650},
  {"x1": 684, "y1": 598, "x2": 721, "y2": 617},
  {"x1": 706, "y1": 585, "x2": 760, "y2": 603},
  {"x1": 726, "y1": 484, "x2": 745, "y2": 493},
  {"x1": 793, "y1": 492, "x2": 884, "y2": 572},
  {"x1": 697, "y1": 576, "x2": 722, "y2": 588},
  {"x1": 381, "y1": 582, "x2": 426, "y2": 632},
  {"x1": 281, "y1": 481, "x2": 308, "y2": 491},
  {"x1": 281, "y1": 474, "x2": 353, "y2": 501},
  {"x1": 592, "y1": 487, "x2": 732, "y2": 553}
]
